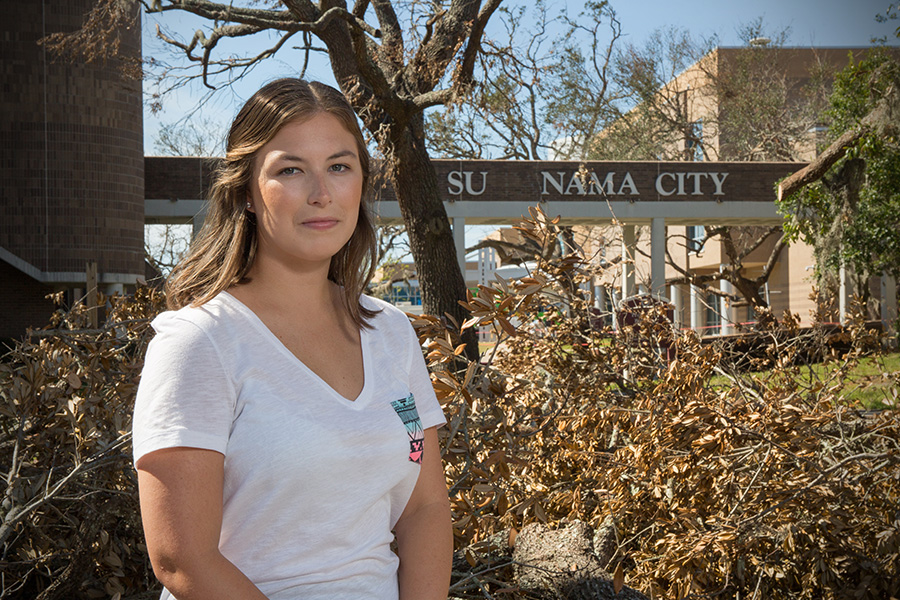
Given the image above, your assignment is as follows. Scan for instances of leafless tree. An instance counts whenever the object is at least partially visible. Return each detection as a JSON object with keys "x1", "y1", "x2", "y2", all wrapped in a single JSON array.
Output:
[{"x1": 426, "y1": 0, "x2": 623, "y2": 161}]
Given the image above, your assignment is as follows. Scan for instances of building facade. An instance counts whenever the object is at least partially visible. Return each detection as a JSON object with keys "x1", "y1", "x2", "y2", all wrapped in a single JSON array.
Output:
[{"x1": 585, "y1": 46, "x2": 897, "y2": 334}]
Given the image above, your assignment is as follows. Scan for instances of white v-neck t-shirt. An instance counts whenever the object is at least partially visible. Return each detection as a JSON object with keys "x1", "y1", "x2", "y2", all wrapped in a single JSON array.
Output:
[{"x1": 132, "y1": 292, "x2": 445, "y2": 600}]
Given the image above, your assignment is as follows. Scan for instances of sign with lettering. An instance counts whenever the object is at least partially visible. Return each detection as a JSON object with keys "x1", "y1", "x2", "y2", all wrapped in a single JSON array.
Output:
[
  {"x1": 445, "y1": 167, "x2": 733, "y2": 200},
  {"x1": 447, "y1": 171, "x2": 489, "y2": 196}
]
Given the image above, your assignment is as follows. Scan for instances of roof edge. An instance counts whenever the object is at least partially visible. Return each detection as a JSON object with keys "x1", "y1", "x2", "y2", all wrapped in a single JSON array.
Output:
[{"x1": 0, "y1": 246, "x2": 45, "y2": 281}]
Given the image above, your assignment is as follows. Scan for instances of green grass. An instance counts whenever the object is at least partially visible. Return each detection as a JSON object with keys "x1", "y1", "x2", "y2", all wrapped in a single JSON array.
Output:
[
  {"x1": 710, "y1": 352, "x2": 899, "y2": 410},
  {"x1": 476, "y1": 338, "x2": 898, "y2": 410}
]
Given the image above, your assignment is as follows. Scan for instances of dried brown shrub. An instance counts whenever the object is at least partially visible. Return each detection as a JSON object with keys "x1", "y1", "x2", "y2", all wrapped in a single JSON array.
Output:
[
  {"x1": 0, "y1": 286, "x2": 165, "y2": 599},
  {"x1": 417, "y1": 208, "x2": 900, "y2": 600},
  {"x1": 39, "y1": 0, "x2": 142, "y2": 81}
]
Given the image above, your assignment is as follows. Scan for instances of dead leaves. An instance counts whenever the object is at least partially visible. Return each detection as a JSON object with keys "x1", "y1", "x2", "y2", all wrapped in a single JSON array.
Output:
[
  {"x1": 425, "y1": 207, "x2": 900, "y2": 599},
  {"x1": 0, "y1": 285, "x2": 165, "y2": 599},
  {"x1": 2, "y1": 205, "x2": 898, "y2": 600}
]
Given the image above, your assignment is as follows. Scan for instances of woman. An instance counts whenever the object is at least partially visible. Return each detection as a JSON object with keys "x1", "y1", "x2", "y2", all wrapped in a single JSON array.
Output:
[{"x1": 133, "y1": 79, "x2": 452, "y2": 600}]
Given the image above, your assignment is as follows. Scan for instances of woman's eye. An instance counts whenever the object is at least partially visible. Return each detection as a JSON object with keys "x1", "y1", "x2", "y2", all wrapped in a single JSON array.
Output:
[
  {"x1": 330, "y1": 164, "x2": 350, "y2": 173},
  {"x1": 280, "y1": 167, "x2": 300, "y2": 175}
]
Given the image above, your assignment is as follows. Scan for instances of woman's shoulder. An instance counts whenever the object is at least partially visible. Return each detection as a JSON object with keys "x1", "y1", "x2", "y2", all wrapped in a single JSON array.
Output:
[
  {"x1": 360, "y1": 294, "x2": 415, "y2": 327},
  {"x1": 144, "y1": 294, "x2": 254, "y2": 377},
  {"x1": 150, "y1": 293, "x2": 243, "y2": 342}
]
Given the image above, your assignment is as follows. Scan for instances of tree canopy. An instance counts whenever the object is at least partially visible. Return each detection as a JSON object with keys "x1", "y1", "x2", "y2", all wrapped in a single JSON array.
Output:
[{"x1": 779, "y1": 48, "x2": 900, "y2": 289}]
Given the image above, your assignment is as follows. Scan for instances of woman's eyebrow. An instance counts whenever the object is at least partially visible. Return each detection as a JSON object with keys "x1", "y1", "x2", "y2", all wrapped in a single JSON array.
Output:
[
  {"x1": 273, "y1": 149, "x2": 357, "y2": 163},
  {"x1": 328, "y1": 149, "x2": 358, "y2": 161}
]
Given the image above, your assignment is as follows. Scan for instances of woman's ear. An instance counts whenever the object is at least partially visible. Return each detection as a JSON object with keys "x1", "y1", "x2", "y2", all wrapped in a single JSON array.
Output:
[{"x1": 245, "y1": 197, "x2": 254, "y2": 213}]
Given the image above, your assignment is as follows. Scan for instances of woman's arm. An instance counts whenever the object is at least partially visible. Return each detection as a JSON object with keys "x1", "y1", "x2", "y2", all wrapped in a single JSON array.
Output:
[
  {"x1": 137, "y1": 447, "x2": 268, "y2": 600},
  {"x1": 393, "y1": 427, "x2": 453, "y2": 600}
]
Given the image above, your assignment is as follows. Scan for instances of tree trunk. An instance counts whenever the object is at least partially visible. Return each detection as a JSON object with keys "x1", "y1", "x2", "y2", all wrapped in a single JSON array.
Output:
[
  {"x1": 320, "y1": 25, "x2": 480, "y2": 360},
  {"x1": 388, "y1": 114, "x2": 479, "y2": 359},
  {"x1": 730, "y1": 276, "x2": 767, "y2": 311}
]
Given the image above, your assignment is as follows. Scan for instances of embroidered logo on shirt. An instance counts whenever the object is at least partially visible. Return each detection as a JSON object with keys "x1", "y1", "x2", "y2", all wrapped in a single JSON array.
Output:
[{"x1": 391, "y1": 393, "x2": 424, "y2": 464}]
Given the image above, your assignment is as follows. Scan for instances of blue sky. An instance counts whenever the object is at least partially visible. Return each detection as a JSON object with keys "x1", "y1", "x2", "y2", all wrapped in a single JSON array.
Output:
[
  {"x1": 611, "y1": 0, "x2": 895, "y2": 47},
  {"x1": 141, "y1": 0, "x2": 896, "y2": 249},
  {"x1": 142, "y1": 0, "x2": 897, "y2": 154}
]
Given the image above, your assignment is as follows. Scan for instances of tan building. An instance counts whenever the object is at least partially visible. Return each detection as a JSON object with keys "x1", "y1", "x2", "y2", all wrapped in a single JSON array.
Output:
[{"x1": 579, "y1": 46, "x2": 897, "y2": 335}]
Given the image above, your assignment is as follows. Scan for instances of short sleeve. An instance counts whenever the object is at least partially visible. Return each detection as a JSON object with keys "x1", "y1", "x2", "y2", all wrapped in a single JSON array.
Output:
[
  {"x1": 132, "y1": 314, "x2": 237, "y2": 466},
  {"x1": 404, "y1": 319, "x2": 446, "y2": 430}
]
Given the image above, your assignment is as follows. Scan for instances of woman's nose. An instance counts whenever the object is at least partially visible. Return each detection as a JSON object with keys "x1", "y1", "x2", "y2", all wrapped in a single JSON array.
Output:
[{"x1": 307, "y1": 172, "x2": 331, "y2": 206}]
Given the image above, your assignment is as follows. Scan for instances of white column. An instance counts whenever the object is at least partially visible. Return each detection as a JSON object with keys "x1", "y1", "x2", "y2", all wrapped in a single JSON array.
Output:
[
  {"x1": 670, "y1": 284, "x2": 682, "y2": 330},
  {"x1": 720, "y1": 276, "x2": 734, "y2": 336},
  {"x1": 882, "y1": 273, "x2": 897, "y2": 341},
  {"x1": 453, "y1": 217, "x2": 466, "y2": 279},
  {"x1": 621, "y1": 224, "x2": 635, "y2": 300},
  {"x1": 839, "y1": 262, "x2": 851, "y2": 325},
  {"x1": 478, "y1": 247, "x2": 496, "y2": 287},
  {"x1": 690, "y1": 284, "x2": 702, "y2": 333},
  {"x1": 651, "y1": 217, "x2": 666, "y2": 299}
]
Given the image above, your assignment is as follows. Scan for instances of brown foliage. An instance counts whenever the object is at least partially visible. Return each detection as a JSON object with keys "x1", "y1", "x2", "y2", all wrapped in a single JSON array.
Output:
[
  {"x1": 0, "y1": 287, "x2": 164, "y2": 599},
  {"x1": 39, "y1": 0, "x2": 142, "y2": 80},
  {"x1": 416, "y1": 208, "x2": 900, "y2": 599}
]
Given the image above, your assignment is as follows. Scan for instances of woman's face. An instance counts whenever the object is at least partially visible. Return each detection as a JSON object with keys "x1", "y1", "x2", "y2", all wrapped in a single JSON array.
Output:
[{"x1": 247, "y1": 113, "x2": 363, "y2": 274}]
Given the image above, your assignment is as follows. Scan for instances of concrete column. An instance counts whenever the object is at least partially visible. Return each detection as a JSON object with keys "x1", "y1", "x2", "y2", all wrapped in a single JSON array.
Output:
[
  {"x1": 453, "y1": 217, "x2": 466, "y2": 278},
  {"x1": 595, "y1": 284, "x2": 607, "y2": 310},
  {"x1": 621, "y1": 224, "x2": 635, "y2": 300},
  {"x1": 651, "y1": 217, "x2": 666, "y2": 299},
  {"x1": 610, "y1": 287, "x2": 620, "y2": 331},
  {"x1": 690, "y1": 284, "x2": 702, "y2": 333},
  {"x1": 670, "y1": 284, "x2": 682, "y2": 330},
  {"x1": 594, "y1": 283, "x2": 608, "y2": 329},
  {"x1": 478, "y1": 247, "x2": 497, "y2": 287},
  {"x1": 839, "y1": 262, "x2": 851, "y2": 325},
  {"x1": 882, "y1": 273, "x2": 897, "y2": 340},
  {"x1": 720, "y1": 276, "x2": 735, "y2": 336}
]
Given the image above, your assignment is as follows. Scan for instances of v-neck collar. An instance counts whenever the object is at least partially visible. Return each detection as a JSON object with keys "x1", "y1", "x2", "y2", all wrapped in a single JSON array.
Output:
[{"x1": 218, "y1": 291, "x2": 372, "y2": 407}]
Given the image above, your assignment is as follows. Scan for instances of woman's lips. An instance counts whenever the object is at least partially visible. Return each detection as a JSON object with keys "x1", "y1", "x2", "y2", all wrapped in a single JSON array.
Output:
[{"x1": 302, "y1": 218, "x2": 339, "y2": 230}]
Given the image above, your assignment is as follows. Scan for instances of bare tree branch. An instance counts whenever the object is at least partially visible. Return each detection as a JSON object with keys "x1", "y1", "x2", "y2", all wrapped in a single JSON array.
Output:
[
  {"x1": 407, "y1": 0, "x2": 483, "y2": 95},
  {"x1": 735, "y1": 226, "x2": 781, "y2": 263},
  {"x1": 369, "y1": 0, "x2": 403, "y2": 72},
  {"x1": 144, "y1": 0, "x2": 299, "y2": 30},
  {"x1": 756, "y1": 231, "x2": 788, "y2": 285},
  {"x1": 456, "y1": 0, "x2": 503, "y2": 90}
]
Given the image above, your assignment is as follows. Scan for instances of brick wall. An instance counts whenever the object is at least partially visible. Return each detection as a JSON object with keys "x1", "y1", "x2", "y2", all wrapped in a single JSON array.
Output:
[
  {"x1": 0, "y1": 262, "x2": 56, "y2": 342},
  {"x1": 0, "y1": 0, "x2": 144, "y2": 278}
]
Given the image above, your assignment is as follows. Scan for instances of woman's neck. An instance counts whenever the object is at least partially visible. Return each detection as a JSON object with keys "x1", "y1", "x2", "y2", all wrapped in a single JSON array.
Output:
[{"x1": 230, "y1": 257, "x2": 341, "y2": 318}]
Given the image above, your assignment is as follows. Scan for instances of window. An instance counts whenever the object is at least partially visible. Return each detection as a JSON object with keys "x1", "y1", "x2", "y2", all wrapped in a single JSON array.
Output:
[{"x1": 686, "y1": 225, "x2": 705, "y2": 254}]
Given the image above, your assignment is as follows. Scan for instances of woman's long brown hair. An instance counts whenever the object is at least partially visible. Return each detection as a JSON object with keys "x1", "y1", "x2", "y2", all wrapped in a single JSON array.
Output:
[{"x1": 165, "y1": 79, "x2": 378, "y2": 328}]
